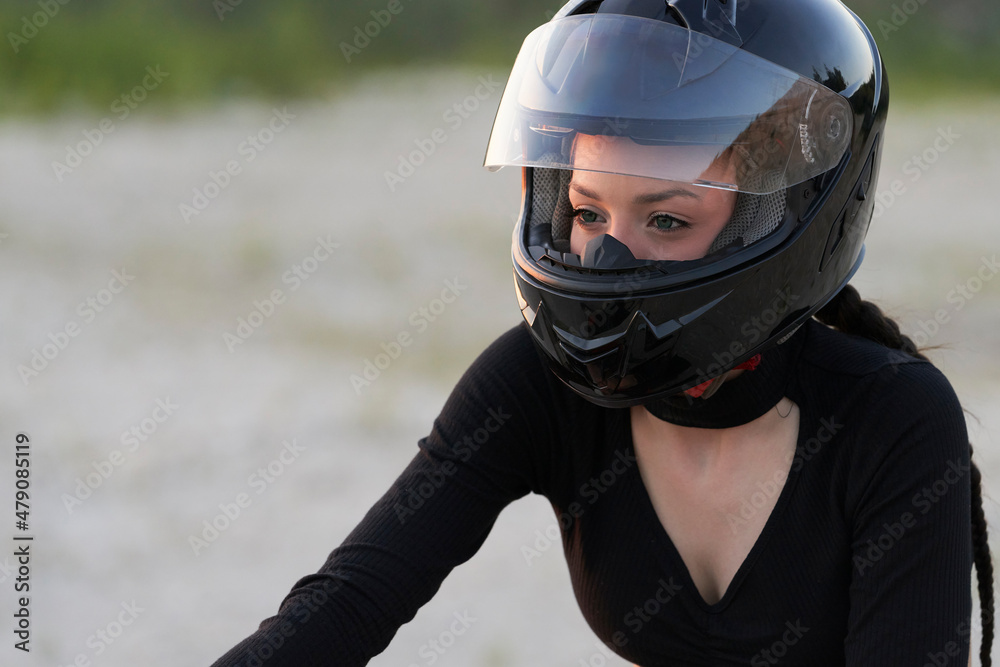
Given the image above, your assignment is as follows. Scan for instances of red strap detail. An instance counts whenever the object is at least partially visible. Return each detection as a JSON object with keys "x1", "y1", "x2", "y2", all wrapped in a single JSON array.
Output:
[
  {"x1": 683, "y1": 379, "x2": 714, "y2": 399},
  {"x1": 683, "y1": 354, "x2": 762, "y2": 398},
  {"x1": 737, "y1": 353, "x2": 762, "y2": 372}
]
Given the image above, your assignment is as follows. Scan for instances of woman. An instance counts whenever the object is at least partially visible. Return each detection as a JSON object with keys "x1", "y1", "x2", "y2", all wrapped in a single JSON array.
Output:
[{"x1": 213, "y1": 0, "x2": 994, "y2": 664}]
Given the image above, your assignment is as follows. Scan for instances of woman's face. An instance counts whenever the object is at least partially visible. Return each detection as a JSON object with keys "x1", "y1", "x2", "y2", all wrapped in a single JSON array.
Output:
[{"x1": 568, "y1": 134, "x2": 737, "y2": 261}]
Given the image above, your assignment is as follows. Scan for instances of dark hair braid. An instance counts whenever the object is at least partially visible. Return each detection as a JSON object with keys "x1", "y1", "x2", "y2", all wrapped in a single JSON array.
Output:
[
  {"x1": 972, "y1": 445, "x2": 996, "y2": 664},
  {"x1": 815, "y1": 284, "x2": 994, "y2": 666}
]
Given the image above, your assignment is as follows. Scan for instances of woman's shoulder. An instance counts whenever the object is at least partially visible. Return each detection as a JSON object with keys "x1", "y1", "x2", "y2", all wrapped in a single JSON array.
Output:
[
  {"x1": 426, "y1": 324, "x2": 607, "y2": 499},
  {"x1": 460, "y1": 323, "x2": 554, "y2": 391},
  {"x1": 477, "y1": 322, "x2": 545, "y2": 365},
  {"x1": 794, "y1": 319, "x2": 966, "y2": 445},
  {"x1": 445, "y1": 323, "x2": 597, "y2": 433},
  {"x1": 463, "y1": 324, "x2": 594, "y2": 406},
  {"x1": 798, "y1": 318, "x2": 929, "y2": 379},
  {"x1": 796, "y1": 318, "x2": 961, "y2": 403}
]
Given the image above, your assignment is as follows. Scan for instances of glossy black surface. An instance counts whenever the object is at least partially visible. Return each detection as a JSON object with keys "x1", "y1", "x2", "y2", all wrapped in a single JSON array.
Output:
[{"x1": 507, "y1": 0, "x2": 889, "y2": 406}]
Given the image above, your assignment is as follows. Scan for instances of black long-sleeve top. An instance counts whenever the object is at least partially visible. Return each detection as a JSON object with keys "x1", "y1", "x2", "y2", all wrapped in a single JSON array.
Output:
[{"x1": 212, "y1": 319, "x2": 973, "y2": 666}]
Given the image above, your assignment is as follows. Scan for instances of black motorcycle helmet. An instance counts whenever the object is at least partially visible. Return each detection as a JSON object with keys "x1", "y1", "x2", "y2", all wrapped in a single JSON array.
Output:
[{"x1": 484, "y1": 0, "x2": 887, "y2": 407}]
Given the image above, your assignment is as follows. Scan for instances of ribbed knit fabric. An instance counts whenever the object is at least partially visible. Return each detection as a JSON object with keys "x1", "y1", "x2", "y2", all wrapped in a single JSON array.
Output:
[{"x1": 212, "y1": 320, "x2": 973, "y2": 667}]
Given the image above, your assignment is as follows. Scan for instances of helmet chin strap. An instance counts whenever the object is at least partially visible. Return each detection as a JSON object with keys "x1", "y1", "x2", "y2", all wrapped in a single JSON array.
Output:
[
  {"x1": 643, "y1": 325, "x2": 806, "y2": 429},
  {"x1": 683, "y1": 354, "x2": 761, "y2": 399},
  {"x1": 682, "y1": 322, "x2": 801, "y2": 400}
]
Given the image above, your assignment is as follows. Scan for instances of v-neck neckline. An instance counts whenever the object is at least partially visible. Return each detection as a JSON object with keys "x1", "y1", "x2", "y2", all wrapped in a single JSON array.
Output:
[{"x1": 617, "y1": 407, "x2": 806, "y2": 612}]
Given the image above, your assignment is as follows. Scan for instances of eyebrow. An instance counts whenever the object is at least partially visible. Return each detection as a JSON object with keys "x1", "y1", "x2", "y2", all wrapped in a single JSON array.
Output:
[{"x1": 569, "y1": 180, "x2": 701, "y2": 204}]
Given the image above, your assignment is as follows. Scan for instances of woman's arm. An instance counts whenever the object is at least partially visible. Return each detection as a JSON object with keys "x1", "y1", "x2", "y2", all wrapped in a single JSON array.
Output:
[
  {"x1": 843, "y1": 362, "x2": 973, "y2": 665},
  {"x1": 211, "y1": 326, "x2": 558, "y2": 666},
  {"x1": 211, "y1": 446, "x2": 528, "y2": 665}
]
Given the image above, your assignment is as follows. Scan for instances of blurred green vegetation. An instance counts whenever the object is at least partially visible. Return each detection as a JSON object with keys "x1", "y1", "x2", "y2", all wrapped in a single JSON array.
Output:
[
  {"x1": 849, "y1": 0, "x2": 1000, "y2": 102},
  {"x1": 0, "y1": 0, "x2": 997, "y2": 115}
]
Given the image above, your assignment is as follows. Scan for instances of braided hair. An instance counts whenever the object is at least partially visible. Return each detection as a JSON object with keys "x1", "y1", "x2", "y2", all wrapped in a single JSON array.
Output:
[{"x1": 815, "y1": 284, "x2": 994, "y2": 666}]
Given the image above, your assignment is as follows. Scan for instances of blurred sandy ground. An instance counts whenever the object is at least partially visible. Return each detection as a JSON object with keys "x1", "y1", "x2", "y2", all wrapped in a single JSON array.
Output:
[{"x1": 0, "y1": 69, "x2": 997, "y2": 666}]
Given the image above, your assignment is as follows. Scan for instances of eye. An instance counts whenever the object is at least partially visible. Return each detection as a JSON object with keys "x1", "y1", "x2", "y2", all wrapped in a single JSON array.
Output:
[
  {"x1": 651, "y1": 213, "x2": 689, "y2": 232},
  {"x1": 571, "y1": 208, "x2": 603, "y2": 225}
]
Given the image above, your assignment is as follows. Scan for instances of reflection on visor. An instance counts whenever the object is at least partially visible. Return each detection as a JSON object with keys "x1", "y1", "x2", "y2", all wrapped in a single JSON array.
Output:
[
  {"x1": 530, "y1": 123, "x2": 575, "y2": 137},
  {"x1": 485, "y1": 14, "x2": 853, "y2": 195}
]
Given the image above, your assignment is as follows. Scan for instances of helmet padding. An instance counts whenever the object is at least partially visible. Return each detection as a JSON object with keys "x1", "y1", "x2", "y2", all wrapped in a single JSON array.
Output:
[{"x1": 528, "y1": 165, "x2": 786, "y2": 256}]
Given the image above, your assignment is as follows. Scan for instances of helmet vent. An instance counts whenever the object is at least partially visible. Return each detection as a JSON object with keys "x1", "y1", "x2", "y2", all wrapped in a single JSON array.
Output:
[
  {"x1": 665, "y1": 4, "x2": 688, "y2": 28},
  {"x1": 595, "y1": 0, "x2": 670, "y2": 21}
]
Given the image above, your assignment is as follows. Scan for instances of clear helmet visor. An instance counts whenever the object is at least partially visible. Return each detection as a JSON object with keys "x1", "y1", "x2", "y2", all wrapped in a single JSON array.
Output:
[{"x1": 484, "y1": 14, "x2": 853, "y2": 196}]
